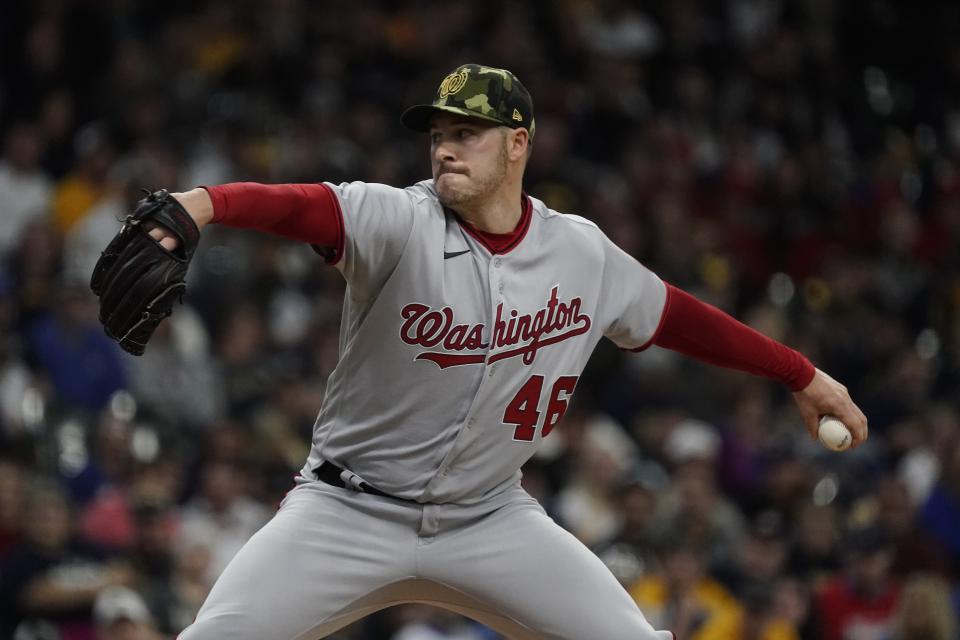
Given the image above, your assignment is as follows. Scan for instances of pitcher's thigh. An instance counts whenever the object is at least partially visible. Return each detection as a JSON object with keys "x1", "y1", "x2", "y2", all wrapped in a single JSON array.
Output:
[
  {"x1": 178, "y1": 483, "x2": 419, "y2": 640},
  {"x1": 420, "y1": 504, "x2": 673, "y2": 640}
]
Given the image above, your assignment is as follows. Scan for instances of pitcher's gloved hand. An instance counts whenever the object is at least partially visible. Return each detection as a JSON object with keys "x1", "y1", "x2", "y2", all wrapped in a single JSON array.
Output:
[{"x1": 90, "y1": 189, "x2": 200, "y2": 355}]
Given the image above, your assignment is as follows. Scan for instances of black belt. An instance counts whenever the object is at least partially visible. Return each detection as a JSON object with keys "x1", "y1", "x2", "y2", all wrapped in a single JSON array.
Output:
[{"x1": 313, "y1": 461, "x2": 397, "y2": 500}]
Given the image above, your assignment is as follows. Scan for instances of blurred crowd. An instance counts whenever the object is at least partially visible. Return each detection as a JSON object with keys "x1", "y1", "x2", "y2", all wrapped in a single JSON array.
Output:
[{"x1": 1, "y1": 0, "x2": 960, "y2": 639}]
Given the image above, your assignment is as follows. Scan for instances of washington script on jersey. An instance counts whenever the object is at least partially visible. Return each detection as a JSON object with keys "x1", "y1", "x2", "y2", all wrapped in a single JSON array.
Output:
[{"x1": 399, "y1": 285, "x2": 591, "y2": 368}]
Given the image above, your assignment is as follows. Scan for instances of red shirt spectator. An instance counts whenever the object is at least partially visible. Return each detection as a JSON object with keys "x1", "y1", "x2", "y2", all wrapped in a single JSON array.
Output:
[{"x1": 814, "y1": 527, "x2": 901, "y2": 640}]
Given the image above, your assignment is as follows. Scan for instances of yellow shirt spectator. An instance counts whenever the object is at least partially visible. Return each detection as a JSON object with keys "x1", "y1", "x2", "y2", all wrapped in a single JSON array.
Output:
[
  {"x1": 631, "y1": 575, "x2": 743, "y2": 640},
  {"x1": 52, "y1": 173, "x2": 103, "y2": 233}
]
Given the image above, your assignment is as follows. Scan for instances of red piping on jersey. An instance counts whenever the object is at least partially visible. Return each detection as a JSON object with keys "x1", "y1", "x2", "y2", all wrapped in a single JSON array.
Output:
[
  {"x1": 629, "y1": 282, "x2": 674, "y2": 353},
  {"x1": 454, "y1": 193, "x2": 532, "y2": 255},
  {"x1": 318, "y1": 182, "x2": 346, "y2": 266}
]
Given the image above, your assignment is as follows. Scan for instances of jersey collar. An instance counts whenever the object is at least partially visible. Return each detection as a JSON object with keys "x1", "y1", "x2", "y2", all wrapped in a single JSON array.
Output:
[{"x1": 451, "y1": 194, "x2": 532, "y2": 256}]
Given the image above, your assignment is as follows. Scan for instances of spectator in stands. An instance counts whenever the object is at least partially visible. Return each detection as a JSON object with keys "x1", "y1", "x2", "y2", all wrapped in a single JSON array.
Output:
[
  {"x1": 0, "y1": 481, "x2": 134, "y2": 638},
  {"x1": 814, "y1": 526, "x2": 902, "y2": 640},
  {"x1": 93, "y1": 586, "x2": 160, "y2": 640},
  {"x1": 884, "y1": 573, "x2": 957, "y2": 640},
  {"x1": 0, "y1": 123, "x2": 52, "y2": 255},
  {"x1": 593, "y1": 460, "x2": 669, "y2": 587},
  {"x1": 631, "y1": 539, "x2": 743, "y2": 640},
  {"x1": 177, "y1": 460, "x2": 271, "y2": 587},
  {"x1": 25, "y1": 281, "x2": 126, "y2": 413}
]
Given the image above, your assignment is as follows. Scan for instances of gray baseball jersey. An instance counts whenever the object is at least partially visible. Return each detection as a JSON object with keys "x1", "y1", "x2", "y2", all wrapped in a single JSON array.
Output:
[
  {"x1": 179, "y1": 179, "x2": 674, "y2": 640},
  {"x1": 301, "y1": 179, "x2": 666, "y2": 503}
]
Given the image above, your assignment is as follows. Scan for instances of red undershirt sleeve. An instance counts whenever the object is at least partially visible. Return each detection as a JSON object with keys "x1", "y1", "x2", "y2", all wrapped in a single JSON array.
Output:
[
  {"x1": 652, "y1": 284, "x2": 815, "y2": 391},
  {"x1": 202, "y1": 182, "x2": 344, "y2": 262}
]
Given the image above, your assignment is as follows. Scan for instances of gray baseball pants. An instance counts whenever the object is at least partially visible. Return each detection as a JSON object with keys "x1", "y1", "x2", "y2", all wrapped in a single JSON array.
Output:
[{"x1": 177, "y1": 479, "x2": 674, "y2": 640}]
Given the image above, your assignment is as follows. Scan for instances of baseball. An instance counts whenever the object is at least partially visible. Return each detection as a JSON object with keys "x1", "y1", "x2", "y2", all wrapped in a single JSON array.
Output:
[{"x1": 818, "y1": 416, "x2": 852, "y2": 451}]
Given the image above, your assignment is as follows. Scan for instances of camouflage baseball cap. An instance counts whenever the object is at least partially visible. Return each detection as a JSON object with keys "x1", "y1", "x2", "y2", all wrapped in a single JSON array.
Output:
[{"x1": 401, "y1": 64, "x2": 535, "y2": 139}]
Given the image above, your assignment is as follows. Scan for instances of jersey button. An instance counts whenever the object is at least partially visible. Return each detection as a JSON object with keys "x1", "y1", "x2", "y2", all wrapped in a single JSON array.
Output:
[{"x1": 494, "y1": 258, "x2": 502, "y2": 268}]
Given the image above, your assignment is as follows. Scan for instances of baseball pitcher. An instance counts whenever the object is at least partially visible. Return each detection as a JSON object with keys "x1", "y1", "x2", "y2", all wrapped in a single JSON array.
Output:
[{"x1": 90, "y1": 64, "x2": 868, "y2": 640}]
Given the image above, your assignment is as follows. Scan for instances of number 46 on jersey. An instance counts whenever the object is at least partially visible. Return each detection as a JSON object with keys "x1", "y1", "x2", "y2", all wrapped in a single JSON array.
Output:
[{"x1": 503, "y1": 375, "x2": 578, "y2": 441}]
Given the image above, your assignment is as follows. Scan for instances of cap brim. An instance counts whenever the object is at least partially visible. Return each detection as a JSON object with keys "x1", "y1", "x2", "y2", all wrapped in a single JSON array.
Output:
[{"x1": 400, "y1": 104, "x2": 507, "y2": 132}]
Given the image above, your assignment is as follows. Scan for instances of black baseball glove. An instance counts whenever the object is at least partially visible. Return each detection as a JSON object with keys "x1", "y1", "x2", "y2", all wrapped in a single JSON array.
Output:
[{"x1": 90, "y1": 189, "x2": 200, "y2": 355}]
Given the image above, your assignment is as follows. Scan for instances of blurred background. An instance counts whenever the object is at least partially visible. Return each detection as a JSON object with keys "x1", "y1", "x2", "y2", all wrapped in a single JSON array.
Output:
[{"x1": 1, "y1": 0, "x2": 960, "y2": 639}]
